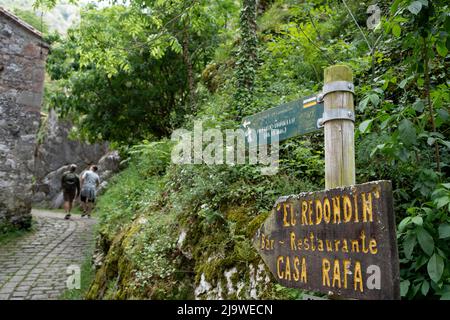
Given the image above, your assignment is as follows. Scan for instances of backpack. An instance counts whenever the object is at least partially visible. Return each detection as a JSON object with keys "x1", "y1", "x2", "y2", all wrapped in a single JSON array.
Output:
[{"x1": 62, "y1": 172, "x2": 78, "y2": 191}]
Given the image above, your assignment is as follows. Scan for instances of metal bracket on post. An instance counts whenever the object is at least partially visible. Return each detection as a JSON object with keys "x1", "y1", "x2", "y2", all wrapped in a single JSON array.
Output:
[
  {"x1": 317, "y1": 109, "x2": 355, "y2": 128},
  {"x1": 316, "y1": 80, "x2": 354, "y2": 103},
  {"x1": 316, "y1": 80, "x2": 355, "y2": 128}
]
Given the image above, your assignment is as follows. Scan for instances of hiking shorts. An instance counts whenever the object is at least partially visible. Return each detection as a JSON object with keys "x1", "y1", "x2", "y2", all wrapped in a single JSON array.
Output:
[
  {"x1": 80, "y1": 187, "x2": 96, "y2": 203},
  {"x1": 63, "y1": 188, "x2": 77, "y2": 203}
]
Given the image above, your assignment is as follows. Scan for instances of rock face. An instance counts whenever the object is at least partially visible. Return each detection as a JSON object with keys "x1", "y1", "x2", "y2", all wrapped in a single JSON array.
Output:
[
  {"x1": 0, "y1": 8, "x2": 49, "y2": 232},
  {"x1": 33, "y1": 109, "x2": 120, "y2": 208},
  {"x1": 96, "y1": 151, "x2": 121, "y2": 195}
]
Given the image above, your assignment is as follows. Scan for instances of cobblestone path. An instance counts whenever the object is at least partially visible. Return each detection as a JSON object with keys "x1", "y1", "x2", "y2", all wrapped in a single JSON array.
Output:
[{"x1": 0, "y1": 209, "x2": 96, "y2": 300}]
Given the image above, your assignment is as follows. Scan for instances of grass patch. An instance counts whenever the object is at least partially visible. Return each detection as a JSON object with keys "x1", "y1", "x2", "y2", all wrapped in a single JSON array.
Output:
[
  {"x1": 0, "y1": 229, "x2": 29, "y2": 245},
  {"x1": 0, "y1": 222, "x2": 36, "y2": 245}
]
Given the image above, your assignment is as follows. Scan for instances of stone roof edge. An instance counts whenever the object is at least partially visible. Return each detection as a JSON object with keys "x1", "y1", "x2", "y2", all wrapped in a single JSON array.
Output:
[{"x1": 0, "y1": 6, "x2": 50, "y2": 49}]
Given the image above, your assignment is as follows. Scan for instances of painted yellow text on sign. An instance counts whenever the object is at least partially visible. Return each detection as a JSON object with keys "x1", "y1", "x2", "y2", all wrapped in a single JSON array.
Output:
[{"x1": 254, "y1": 181, "x2": 400, "y2": 300}]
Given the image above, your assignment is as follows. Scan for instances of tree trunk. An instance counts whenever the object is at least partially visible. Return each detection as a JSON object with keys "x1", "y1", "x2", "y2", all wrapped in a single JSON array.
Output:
[
  {"x1": 183, "y1": 22, "x2": 195, "y2": 112},
  {"x1": 423, "y1": 36, "x2": 441, "y2": 173},
  {"x1": 234, "y1": 0, "x2": 258, "y2": 119}
]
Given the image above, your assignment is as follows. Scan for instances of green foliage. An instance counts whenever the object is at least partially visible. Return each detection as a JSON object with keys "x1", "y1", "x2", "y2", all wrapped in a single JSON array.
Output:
[
  {"x1": 12, "y1": 8, "x2": 48, "y2": 33},
  {"x1": 44, "y1": 1, "x2": 240, "y2": 145},
  {"x1": 128, "y1": 139, "x2": 174, "y2": 176},
  {"x1": 128, "y1": 210, "x2": 180, "y2": 292},
  {"x1": 94, "y1": 138, "x2": 172, "y2": 235},
  {"x1": 397, "y1": 183, "x2": 450, "y2": 299},
  {"x1": 355, "y1": 0, "x2": 450, "y2": 299},
  {"x1": 94, "y1": 164, "x2": 159, "y2": 238},
  {"x1": 0, "y1": 223, "x2": 33, "y2": 243},
  {"x1": 92, "y1": 125, "x2": 319, "y2": 299},
  {"x1": 233, "y1": 0, "x2": 258, "y2": 119},
  {"x1": 33, "y1": 0, "x2": 76, "y2": 10},
  {"x1": 46, "y1": 5, "x2": 188, "y2": 143}
]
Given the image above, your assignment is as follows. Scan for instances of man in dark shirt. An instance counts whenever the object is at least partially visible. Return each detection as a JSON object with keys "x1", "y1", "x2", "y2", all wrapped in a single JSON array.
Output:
[{"x1": 61, "y1": 164, "x2": 80, "y2": 220}]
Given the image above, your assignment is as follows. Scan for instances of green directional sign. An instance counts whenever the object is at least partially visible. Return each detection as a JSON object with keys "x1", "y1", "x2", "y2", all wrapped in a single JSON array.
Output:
[{"x1": 242, "y1": 94, "x2": 323, "y2": 145}]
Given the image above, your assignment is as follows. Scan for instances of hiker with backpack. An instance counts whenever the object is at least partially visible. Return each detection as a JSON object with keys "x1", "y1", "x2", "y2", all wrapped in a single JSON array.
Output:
[{"x1": 61, "y1": 164, "x2": 81, "y2": 220}]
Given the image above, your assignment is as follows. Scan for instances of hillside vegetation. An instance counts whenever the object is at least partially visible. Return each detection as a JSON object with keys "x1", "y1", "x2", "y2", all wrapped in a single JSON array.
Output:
[{"x1": 42, "y1": 0, "x2": 450, "y2": 300}]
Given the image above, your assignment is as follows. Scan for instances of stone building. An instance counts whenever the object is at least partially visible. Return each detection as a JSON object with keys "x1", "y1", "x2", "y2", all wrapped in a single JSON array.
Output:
[{"x1": 0, "y1": 7, "x2": 49, "y2": 232}]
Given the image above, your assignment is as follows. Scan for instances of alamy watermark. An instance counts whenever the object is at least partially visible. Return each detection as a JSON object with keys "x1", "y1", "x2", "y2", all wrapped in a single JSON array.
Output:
[
  {"x1": 66, "y1": 264, "x2": 81, "y2": 290},
  {"x1": 171, "y1": 121, "x2": 280, "y2": 175},
  {"x1": 366, "y1": 4, "x2": 381, "y2": 30}
]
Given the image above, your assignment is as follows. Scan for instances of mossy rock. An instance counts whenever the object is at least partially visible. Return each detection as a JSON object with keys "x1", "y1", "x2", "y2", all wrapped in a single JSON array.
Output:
[
  {"x1": 86, "y1": 221, "x2": 142, "y2": 299},
  {"x1": 247, "y1": 211, "x2": 270, "y2": 239}
]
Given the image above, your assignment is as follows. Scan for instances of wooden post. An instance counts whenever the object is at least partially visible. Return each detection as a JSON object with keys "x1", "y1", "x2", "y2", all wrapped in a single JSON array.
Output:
[
  {"x1": 323, "y1": 65, "x2": 355, "y2": 189},
  {"x1": 323, "y1": 65, "x2": 356, "y2": 300}
]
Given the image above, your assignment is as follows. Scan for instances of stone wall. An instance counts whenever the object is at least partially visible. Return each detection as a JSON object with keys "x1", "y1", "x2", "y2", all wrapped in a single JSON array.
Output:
[{"x1": 0, "y1": 11, "x2": 49, "y2": 232}]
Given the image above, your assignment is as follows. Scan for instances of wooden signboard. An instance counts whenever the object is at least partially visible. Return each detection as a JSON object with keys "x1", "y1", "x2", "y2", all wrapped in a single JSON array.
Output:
[
  {"x1": 254, "y1": 180, "x2": 400, "y2": 300},
  {"x1": 242, "y1": 95, "x2": 323, "y2": 145}
]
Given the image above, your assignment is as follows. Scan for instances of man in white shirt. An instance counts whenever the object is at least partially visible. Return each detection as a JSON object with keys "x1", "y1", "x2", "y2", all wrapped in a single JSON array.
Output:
[{"x1": 80, "y1": 165, "x2": 100, "y2": 217}]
